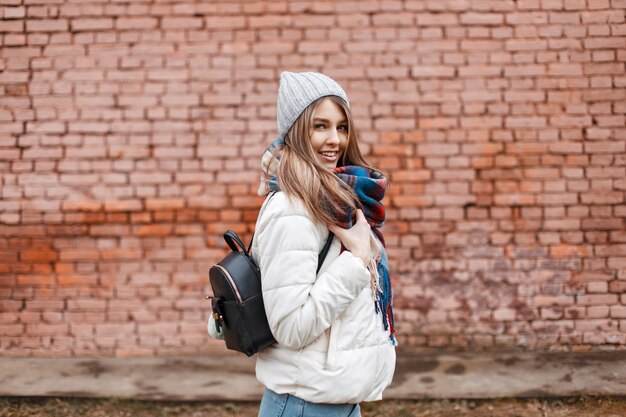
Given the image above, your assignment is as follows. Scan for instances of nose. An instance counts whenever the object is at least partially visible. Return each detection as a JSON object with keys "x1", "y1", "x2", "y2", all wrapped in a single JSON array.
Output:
[{"x1": 327, "y1": 127, "x2": 341, "y2": 144}]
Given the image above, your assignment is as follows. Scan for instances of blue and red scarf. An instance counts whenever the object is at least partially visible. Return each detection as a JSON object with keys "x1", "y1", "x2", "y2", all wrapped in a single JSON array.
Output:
[{"x1": 259, "y1": 138, "x2": 396, "y2": 344}]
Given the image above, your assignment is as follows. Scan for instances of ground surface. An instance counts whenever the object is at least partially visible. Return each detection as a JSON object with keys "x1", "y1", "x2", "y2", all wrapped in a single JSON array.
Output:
[
  {"x1": 1, "y1": 397, "x2": 625, "y2": 417},
  {"x1": 3, "y1": 351, "x2": 626, "y2": 400}
]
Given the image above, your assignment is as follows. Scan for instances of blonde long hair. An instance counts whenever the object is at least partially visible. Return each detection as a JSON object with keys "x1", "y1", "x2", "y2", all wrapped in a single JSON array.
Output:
[{"x1": 278, "y1": 96, "x2": 378, "y2": 226}]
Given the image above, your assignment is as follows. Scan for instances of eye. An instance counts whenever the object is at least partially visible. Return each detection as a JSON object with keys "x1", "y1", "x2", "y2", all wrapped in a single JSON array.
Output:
[
  {"x1": 338, "y1": 125, "x2": 348, "y2": 132},
  {"x1": 314, "y1": 123, "x2": 326, "y2": 129}
]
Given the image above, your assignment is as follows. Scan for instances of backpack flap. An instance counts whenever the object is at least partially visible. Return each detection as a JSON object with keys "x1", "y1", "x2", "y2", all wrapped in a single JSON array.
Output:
[
  {"x1": 217, "y1": 251, "x2": 262, "y2": 301},
  {"x1": 209, "y1": 260, "x2": 243, "y2": 303}
]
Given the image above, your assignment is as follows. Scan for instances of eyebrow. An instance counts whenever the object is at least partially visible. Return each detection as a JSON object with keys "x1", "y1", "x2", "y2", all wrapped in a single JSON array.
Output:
[{"x1": 313, "y1": 117, "x2": 348, "y2": 123}]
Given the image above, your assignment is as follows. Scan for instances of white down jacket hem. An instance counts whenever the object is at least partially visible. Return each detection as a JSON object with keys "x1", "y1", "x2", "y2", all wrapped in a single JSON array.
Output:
[{"x1": 251, "y1": 192, "x2": 396, "y2": 404}]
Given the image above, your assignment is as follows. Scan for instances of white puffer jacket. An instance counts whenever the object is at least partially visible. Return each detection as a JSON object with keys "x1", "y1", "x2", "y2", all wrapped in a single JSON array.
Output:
[{"x1": 250, "y1": 192, "x2": 396, "y2": 404}]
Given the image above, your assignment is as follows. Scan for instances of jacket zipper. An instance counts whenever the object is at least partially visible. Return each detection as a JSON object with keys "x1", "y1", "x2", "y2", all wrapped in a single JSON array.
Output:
[{"x1": 214, "y1": 264, "x2": 242, "y2": 303}]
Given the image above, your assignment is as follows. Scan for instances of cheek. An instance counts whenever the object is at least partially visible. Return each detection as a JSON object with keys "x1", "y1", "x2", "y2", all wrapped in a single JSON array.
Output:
[{"x1": 310, "y1": 133, "x2": 324, "y2": 151}]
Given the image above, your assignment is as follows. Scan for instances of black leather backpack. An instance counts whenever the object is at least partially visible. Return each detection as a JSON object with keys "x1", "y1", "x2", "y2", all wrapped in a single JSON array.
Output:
[{"x1": 209, "y1": 194, "x2": 334, "y2": 356}]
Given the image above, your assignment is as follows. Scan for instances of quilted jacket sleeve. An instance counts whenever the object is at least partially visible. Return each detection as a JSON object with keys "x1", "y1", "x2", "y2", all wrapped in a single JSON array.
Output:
[{"x1": 258, "y1": 212, "x2": 370, "y2": 350}]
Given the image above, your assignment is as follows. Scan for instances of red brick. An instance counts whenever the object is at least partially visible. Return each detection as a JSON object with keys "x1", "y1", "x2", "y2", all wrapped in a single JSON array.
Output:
[
  {"x1": 138, "y1": 322, "x2": 178, "y2": 336},
  {"x1": 585, "y1": 141, "x2": 626, "y2": 154},
  {"x1": 506, "y1": 39, "x2": 548, "y2": 51},
  {"x1": 581, "y1": 219, "x2": 623, "y2": 230},
  {"x1": 27, "y1": 324, "x2": 68, "y2": 336},
  {"x1": 100, "y1": 248, "x2": 142, "y2": 261},
  {"x1": 57, "y1": 275, "x2": 97, "y2": 286},
  {"x1": 460, "y1": 13, "x2": 504, "y2": 25},
  {"x1": 297, "y1": 41, "x2": 342, "y2": 53},
  {"x1": 0, "y1": 313, "x2": 18, "y2": 324},
  {"x1": 608, "y1": 257, "x2": 626, "y2": 268},
  {"x1": 3, "y1": 6, "x2": 25, "y2": 19},
  {"x1": 575, "y1": 319, "x2": 618, "y2": 332},
  {"x1": 417, "y1": 143, "x2": 459, "y2": 156},
  {"x1": 611, "y1": 306, "x2": 626, "y2": 318},
  {"x1": 15, "y1": 274, "x2": 53, "y2": 286},
  {"x1": 133, "y1": 224, "x2": 172, "y2": 236},
  {"x1": 564, "y1": 0, "x2": 586, "y2": 9},
  {"x1": 411, "y1": 65, "x2": 455, "y2": 78},
  {"x1": 19, "y1": 247, "x2": 57, "y2": 261},
  {"x1": 584, "y1": 63, "x2": 626, "y2": 75},
  {"x1": 609, "y1": 281, "x2": 626, "y2": 293},
  {"x1": 25, "y1": 19, "x2": 68, "y2": 32},
  {"x1": 550, "y1": 244, "x2": 589, "y2": 258},
  {"x1": 577, "y1": 294, "x2": 619, "y2": 305},
  {"x1": 415, "y1": 13, "x2": 458, "y2": 26},
  {"x1": 581, "y1": 192, "x2": 624, "y2": 204},
  {"x1": 392, "y1": 170, "x2": 431, "y2": 182},
  {"x1": 541, "y1": 307, "x2": 563, "y2": 320},
  {"x1": 96, "y1": 323, "x2": 135, "y2": 338},
  {"x1": 161, "y1": 17, "x2": 203, "y2": 29},
  {"x1": 116, "y1": 17, "x2": 158, "y2": 30},
  {"x1": 0, "y1": 324, "x2": 25, "y2": 336},
  {"x1": 549, "y1": 63, "x2": 584, "y2": 76},
  {"x1": 71, "y1": 18, "x2": 114, "y2": 31},
  {"x1": 248, "y1": 15, "x2": 292, "y2": 28},
  {"x1": 145, "y1": 199, "x2": 185, "y2": 210},
  {"x1": 294, "y1": 14, "x2": 339, "y2": 27},
  {"x1": 104, "y1": 200, "x2": 143, "y2": 212},
  {"x1": 197, "y1": 145, "x2": 237, "y2": 158},
  {"x1": 146, "y1": 68, "x2": 187, "y2": 81},
  {"x1": 204, "y1": 16, "x2": 245, "y2": 29},
  {"x1": 62, "y1": 200, "x2": 102, "y2": 212}
]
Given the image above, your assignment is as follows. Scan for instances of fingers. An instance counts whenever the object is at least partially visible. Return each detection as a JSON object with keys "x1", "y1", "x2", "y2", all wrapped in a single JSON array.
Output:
[
  {"x1": 354, "y1": 209, "x2": 365, "y2": 225},
  {"x1": 356, "y1": 209, "x2": 370, "y2": 229},
  {"x1": 328, "y1": 223, "x2": 339, "y2": 234}
]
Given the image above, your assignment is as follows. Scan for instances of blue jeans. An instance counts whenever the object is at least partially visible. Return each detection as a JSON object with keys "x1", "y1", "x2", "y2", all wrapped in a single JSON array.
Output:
[{"x1": 258, "y1": 388, "x2": 361, "y2": 417}]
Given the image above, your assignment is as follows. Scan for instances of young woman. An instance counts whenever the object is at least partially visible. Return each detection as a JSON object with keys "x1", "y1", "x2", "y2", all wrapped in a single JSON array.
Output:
[{"x1": 210, "y1": 71, "x2": 396, "y2": 417}]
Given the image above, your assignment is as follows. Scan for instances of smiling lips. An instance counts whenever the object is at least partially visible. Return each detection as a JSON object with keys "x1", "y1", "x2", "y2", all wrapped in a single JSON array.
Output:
[{"x1": 320, "y1": 151, "x2": 338, "y2": 162}]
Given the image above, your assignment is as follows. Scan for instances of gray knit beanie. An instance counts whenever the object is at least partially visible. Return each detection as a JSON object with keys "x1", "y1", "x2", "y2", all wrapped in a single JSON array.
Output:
[{"x1": 276, "y1": 71, "x2": 350, "y2": 140}]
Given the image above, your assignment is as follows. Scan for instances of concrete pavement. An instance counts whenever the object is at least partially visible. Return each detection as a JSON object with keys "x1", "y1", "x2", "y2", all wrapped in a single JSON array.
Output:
[{"x1": 0, "y1": 350, "x2": 625, "y2": 401}]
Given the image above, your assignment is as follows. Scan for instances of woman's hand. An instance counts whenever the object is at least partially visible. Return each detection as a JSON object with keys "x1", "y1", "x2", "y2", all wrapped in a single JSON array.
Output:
[{"x1": 328, "y1": 209, "x2": 371, "y2": 265}]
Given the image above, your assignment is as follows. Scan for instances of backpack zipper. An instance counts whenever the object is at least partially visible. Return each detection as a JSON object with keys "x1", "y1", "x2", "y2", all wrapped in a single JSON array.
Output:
[{"x1": 214, "y1": 264, "x2": 243, "y2": 303}]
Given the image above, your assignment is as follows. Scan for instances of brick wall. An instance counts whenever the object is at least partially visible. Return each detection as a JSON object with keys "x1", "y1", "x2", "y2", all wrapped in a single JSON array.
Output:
[{"x1": 1, "y1": 0, "x2": 625, "y2": 357}]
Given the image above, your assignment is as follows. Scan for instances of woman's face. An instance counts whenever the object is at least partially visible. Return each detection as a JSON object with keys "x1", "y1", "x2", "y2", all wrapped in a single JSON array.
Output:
[{"x1": 309, "y1": 98, "x2": 348, "y2": 169}]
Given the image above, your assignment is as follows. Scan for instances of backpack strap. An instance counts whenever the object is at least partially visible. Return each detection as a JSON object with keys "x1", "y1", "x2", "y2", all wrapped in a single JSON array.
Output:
[
  {"x1": 316, "y1": 231, "x2": 334, "y2": 274},
  {"x1": 247, "y1": 191, "x2": 335, "y2": 274}
]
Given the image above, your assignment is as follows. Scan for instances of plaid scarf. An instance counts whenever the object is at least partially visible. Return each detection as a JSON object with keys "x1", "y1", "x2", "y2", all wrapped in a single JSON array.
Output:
[{"x1": 259, "y1": 138, "x2": 396, "y2": 345}]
